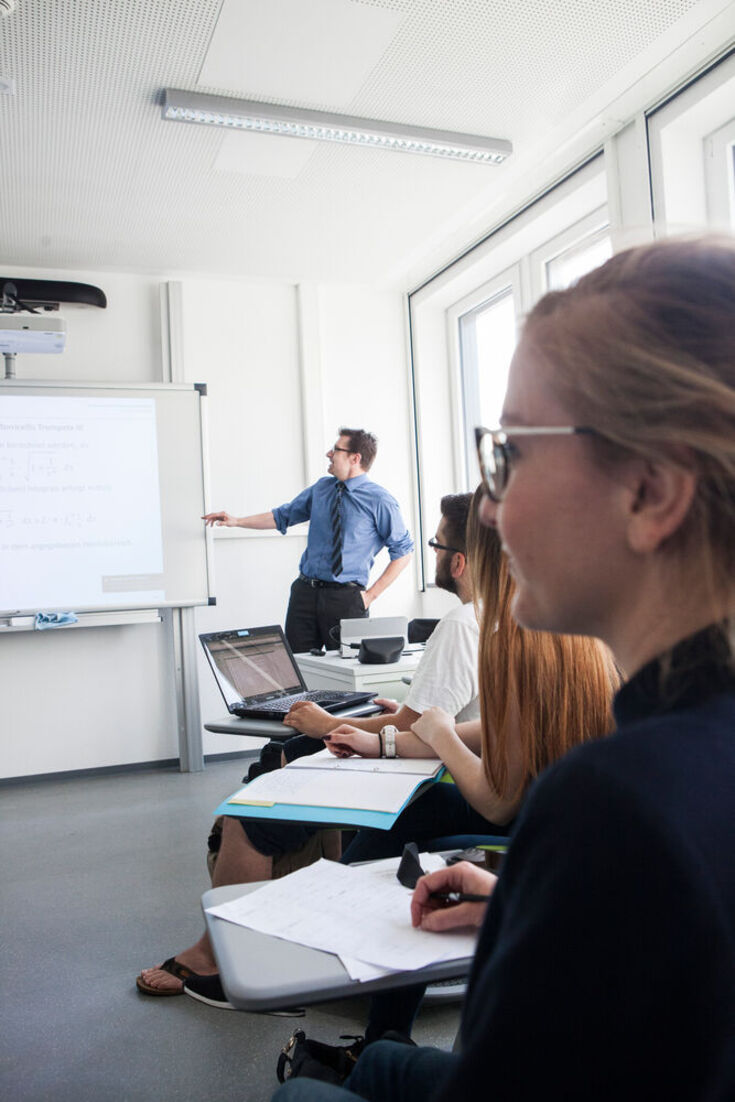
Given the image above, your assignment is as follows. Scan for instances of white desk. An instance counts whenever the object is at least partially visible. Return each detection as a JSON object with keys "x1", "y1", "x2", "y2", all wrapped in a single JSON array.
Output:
[
  {"x1": 202, "y1": 881, "x2": 472, "y2": 1011},
  {"x1": 296, "y1": 647, "x2": 424, "y2": 703}
]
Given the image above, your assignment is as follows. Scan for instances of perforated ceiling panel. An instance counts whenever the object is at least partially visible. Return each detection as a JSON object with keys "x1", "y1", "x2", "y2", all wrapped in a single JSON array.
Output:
[{"x1": 0, "y1": 0, "x2": 715, "y2": 286}]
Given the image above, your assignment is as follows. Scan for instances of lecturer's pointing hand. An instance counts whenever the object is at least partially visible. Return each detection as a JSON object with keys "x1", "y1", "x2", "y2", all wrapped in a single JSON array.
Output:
[{"x1": 202, "y1": 510, "x2": 237, "y2": 527}]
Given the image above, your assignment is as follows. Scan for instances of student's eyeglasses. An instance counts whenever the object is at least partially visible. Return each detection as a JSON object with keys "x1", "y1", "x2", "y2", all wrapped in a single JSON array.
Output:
[
  {"x1": 330, "y1": 446, "x2": 353, "y2": 454},
  {"x1": 474, "y1": 424, "x2": 597, "y2": 503},
  {"x1": 427, "y1": 537, "x2": 463, "y2": 554}
]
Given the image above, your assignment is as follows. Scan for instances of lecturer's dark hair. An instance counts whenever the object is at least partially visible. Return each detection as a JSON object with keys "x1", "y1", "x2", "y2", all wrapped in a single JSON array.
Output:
[{"x1": 339, "y1": 427, "x2": 377, "y2": 471}]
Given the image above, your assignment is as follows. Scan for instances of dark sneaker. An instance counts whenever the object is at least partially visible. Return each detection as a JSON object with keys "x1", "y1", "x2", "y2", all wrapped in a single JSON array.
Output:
[
  {"x1": 183, "y1": 972, "x2": 235, "y2": 1010},
  {"x1": 277, "y1": 1031, "x2": 365, "y2": 1084}
]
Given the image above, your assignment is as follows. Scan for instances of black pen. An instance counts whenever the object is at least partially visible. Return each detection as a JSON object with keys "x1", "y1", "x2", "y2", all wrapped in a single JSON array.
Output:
[{"x1": 429, "y1": 891, "x2": 491, "y2": 904}]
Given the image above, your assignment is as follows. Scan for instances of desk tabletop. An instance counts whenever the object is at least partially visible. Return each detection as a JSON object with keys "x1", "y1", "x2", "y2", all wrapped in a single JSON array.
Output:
[
  {"x1": 202, "y1": 881, "x2": 473, "y2": 1011},
  {"x1": 204, "y1": 701, "x2": 382, "y2": 739}
]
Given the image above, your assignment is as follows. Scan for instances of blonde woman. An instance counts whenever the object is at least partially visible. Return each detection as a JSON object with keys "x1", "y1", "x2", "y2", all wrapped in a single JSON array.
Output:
[
  {"x1": 309, "y1": 486, "x2": 618, "y2": 1051},
  {"x1": 275, "y1": 237, "x2": 735, "y2": 1102}
]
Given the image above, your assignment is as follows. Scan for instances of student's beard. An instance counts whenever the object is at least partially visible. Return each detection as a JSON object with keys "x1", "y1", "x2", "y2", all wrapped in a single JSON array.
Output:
[{"x1": 434, "y1": 559, "x2": 458, "y2": 597}]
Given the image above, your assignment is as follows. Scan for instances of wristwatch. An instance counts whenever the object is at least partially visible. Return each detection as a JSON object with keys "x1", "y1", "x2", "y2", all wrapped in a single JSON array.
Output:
[{"x1": 380, "y1": 724, "x2": 398, "y2": 758}]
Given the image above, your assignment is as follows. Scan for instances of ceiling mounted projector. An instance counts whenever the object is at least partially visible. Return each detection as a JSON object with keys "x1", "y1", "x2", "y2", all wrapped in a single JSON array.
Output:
[{"x1": 0, "y1": 314, "x2": 67, "y2": 354}]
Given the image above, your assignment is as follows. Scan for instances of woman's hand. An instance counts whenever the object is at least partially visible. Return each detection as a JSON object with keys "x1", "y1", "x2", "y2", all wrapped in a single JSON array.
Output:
[
  {"x1": 324, "y1": 725, "x2": 381, "y2": 758},
  {"x1": 374, "y1": 697, "x2": 399, "y2": 714},
  {"x1": 411, "y1": 862, "x2": 497, "y2": 932},
  {"x1": 411, "y1": 706, "x2": 457, "y2": 753},
  {"x1": 283, "y1": 701, "x2": 334, "y2": 736}
]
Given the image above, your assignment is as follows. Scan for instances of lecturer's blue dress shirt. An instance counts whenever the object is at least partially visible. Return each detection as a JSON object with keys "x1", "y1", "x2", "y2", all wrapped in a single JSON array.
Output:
[{"x1": 271, "y1": 474, "x2": 413, "y2": 586}]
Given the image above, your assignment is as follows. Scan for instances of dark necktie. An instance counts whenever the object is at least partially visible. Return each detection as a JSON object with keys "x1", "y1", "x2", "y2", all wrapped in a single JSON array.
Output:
[{"x1": 330, "y1": 481, "x2": 345, "y2": 579}]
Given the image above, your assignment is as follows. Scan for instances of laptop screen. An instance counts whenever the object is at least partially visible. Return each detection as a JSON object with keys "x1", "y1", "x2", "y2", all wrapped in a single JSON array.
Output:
[{"x1": 200, "y1": 626, "x2": 304, "y2": 708}]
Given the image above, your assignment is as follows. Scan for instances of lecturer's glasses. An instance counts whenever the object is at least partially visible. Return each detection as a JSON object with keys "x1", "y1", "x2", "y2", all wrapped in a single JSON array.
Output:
[{"x1": 475, "y1": 424, "x2": 597, "y2": 502}]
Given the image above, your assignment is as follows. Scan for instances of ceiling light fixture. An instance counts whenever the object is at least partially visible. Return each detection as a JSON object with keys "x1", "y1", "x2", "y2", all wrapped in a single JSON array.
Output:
[{"x1": 162, "y1": 89, "x2": 512, "y2": 166}]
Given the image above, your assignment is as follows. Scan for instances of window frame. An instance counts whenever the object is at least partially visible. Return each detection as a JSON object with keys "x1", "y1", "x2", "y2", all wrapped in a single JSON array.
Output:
[{"x1": 447, "y1": 266, "x2": 522, "y2": 489}]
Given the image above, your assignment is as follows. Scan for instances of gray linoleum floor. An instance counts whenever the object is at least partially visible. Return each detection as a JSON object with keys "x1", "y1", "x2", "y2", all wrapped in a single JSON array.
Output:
[{"x1": 0, "y1": 756, "x2": 460, "y2": 1102}]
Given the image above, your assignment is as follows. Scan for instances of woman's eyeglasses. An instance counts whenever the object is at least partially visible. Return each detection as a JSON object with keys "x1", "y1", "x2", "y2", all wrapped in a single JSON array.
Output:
[
  {"x1": 427, "y1": 537, "x2": 463, "y2": 554},
  {"x1": 474, "y1": 425, "x2": 596, "y2": 502}
]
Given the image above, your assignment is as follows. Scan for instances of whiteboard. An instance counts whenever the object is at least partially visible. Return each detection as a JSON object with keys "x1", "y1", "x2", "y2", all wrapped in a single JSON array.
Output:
[{"x1": 0, "y1": 380, "x2": 213, "y2": 615}]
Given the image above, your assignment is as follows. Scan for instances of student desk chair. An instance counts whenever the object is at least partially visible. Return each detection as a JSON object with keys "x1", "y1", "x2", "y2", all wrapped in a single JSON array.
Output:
[{"x1": 201, "y1": 880, "x2": 474, "y2": 1012}]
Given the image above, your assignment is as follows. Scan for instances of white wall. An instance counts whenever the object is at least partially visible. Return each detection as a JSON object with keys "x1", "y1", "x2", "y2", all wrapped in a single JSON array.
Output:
[
  {"x1": 0, "y1": 267, "x2": 179, "y2": 777},
  {"x1": 0, "y1": 266, "x2": 417, "y2": 777},
  {"x1": 176, "y1": 275, "x2": 420, "y2": 758}
]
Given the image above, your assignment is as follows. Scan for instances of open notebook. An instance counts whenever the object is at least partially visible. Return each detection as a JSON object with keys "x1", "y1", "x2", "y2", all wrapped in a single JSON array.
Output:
[{"x1": 220, "y1": 748, "x2": 444, "y2": 817}]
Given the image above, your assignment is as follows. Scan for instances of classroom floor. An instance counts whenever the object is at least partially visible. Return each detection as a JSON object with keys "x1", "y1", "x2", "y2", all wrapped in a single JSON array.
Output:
[{"x1": 0, "y1": 756, "x2": 460, "y2": 1102}]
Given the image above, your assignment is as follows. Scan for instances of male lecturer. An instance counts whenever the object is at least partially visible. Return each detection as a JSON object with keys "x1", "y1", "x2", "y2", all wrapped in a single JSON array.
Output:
[{"x1": 202, "y1": 427, "x2": 414, "y2": 653}]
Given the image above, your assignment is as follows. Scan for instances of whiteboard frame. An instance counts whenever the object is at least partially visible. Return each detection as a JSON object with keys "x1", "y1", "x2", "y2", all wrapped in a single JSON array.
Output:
[{"x1": 0, "y1": 378, "x2": 215, "y2": 616}]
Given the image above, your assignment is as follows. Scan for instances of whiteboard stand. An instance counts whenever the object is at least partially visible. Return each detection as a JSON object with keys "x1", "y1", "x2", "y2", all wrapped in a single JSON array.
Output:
[{"x1": 168, "y1": 606, "x2": 204, "y2": 772}]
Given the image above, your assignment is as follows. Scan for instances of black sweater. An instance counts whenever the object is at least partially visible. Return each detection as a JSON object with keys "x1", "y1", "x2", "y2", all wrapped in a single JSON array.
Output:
[{"x1": 438, "y1": 626, "x2": 735, "y2": 1101}]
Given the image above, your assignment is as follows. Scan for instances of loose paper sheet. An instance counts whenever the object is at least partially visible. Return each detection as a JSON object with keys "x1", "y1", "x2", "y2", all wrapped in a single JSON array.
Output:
[{"x1": 206, "y1": 856, "x2": 477, "y2": 974}]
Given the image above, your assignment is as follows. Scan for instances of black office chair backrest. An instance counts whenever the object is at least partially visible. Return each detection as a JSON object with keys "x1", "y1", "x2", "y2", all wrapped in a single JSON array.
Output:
[{"x1": 408, "y1": 618, "x2": 439, "y2": 644}]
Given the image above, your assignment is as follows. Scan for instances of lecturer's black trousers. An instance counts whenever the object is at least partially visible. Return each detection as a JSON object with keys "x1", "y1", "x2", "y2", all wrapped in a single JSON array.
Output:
[{"x1": 284, "y1": 576, "x2": 367, "y2": 653}]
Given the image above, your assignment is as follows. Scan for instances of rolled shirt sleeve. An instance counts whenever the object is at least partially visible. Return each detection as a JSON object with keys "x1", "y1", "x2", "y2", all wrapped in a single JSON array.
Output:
[
  {"x1": 271, "y1": 484, "x2": 314, "y2": 534},
  {"x1": 374, "y1": 496, "x2": 414, "y2": 560}
]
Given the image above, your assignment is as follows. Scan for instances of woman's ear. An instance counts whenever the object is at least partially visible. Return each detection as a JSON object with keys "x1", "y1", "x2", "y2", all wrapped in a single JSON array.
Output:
[{"x1": 626, "y1": 459, "x2": 697, "y2": 554}]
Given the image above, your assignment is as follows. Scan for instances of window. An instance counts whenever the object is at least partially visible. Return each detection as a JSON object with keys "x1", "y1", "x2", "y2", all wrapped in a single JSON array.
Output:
[
  {"x1": 545, "y1": 226, "x2": 612, "y2": 290},
  {"x1": 648, "y1": 52, "x2": 735, "y2": 233},
  {"x1": 447, "y1": 267, "x2": 521, "y2": 489},
  {"x1": 457, "y1": 287, "x2": 517, "y2": 481},
  {"x1": 704, "y1": 118, "x2": 735, "y2": 230},
  {"x1": 409, "y1": 157, "x2": 608, "y2": 589},
  {"x1": 453, "y1": 210, "x2": 610, "y2": 487}
]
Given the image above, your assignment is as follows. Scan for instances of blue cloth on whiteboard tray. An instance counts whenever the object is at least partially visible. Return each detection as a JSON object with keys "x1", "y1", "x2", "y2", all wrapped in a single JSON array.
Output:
[{"x1": 34, "y1": 612, "x2": 78, "y2": 630}]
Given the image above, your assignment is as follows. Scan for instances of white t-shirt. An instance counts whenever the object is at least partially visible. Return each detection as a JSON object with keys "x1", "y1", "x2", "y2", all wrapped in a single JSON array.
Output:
[{"x1": 404, "y1": 600, "x2": 480, "y2": 724}]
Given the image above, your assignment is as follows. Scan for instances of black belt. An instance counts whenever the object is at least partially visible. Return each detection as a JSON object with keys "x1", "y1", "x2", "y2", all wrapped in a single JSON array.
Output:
[{"x1": 298, "y1": 574, "x2": 362, "y2": 590}]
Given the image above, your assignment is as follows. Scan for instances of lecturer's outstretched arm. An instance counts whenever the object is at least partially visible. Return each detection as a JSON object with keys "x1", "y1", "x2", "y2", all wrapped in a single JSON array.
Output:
[{"x1": 202, "y1": 510, "x2": 277, "y2": 530}]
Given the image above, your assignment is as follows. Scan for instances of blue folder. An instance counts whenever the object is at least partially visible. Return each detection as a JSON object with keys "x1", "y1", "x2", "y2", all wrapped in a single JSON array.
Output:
[{"x1": 213, "y1": 773, "x2": 443, "y2": 831}]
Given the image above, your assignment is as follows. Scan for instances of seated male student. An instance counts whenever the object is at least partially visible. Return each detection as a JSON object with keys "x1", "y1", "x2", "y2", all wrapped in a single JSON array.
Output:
[
  {"x1": 136, "y1": 492, "x2": 479, "y2": 1007},
  {"x1": 285, "y1": 491, "x2": 480, "y2": 745}
]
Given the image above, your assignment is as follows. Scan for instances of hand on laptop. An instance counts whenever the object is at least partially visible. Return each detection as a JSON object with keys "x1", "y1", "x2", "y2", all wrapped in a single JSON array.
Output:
[
  {"x1": 283, "y1": 700, "x2": 335, "y2": 736},
  {"x1": 374, "y1": 697, "x2": 399, "y2": 714},
  {"x1": 324, "y1": 725, "x2": 380, "y2": 759}
]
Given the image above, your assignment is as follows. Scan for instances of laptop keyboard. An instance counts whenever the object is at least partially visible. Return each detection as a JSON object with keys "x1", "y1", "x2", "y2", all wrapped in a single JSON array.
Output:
[{"x1": 255, "y1": 690, "x2": 346, "y2": 714}]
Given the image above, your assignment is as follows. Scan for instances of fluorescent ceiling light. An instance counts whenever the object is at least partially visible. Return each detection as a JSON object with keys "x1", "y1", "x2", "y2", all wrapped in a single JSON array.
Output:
[{"x1": 162, "y1": 89, "x2": 512, "y2": 166}]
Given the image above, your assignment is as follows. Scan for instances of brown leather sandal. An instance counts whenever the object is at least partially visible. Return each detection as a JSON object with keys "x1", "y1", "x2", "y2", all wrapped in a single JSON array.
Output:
[{"x1": 135, "y1": 956, "x2": 201, "y2": 997}]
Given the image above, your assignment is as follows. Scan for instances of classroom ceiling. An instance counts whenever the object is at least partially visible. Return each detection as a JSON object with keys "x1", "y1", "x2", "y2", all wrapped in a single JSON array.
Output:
[{"x1": 0, "y1": 0, "x2": 732, "y2": 289}]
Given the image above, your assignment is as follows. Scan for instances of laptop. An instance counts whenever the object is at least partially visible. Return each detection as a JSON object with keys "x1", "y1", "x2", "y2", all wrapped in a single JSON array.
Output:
[{"x1": 199, "y1": 625, "x2": 377, "y2": 720}]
